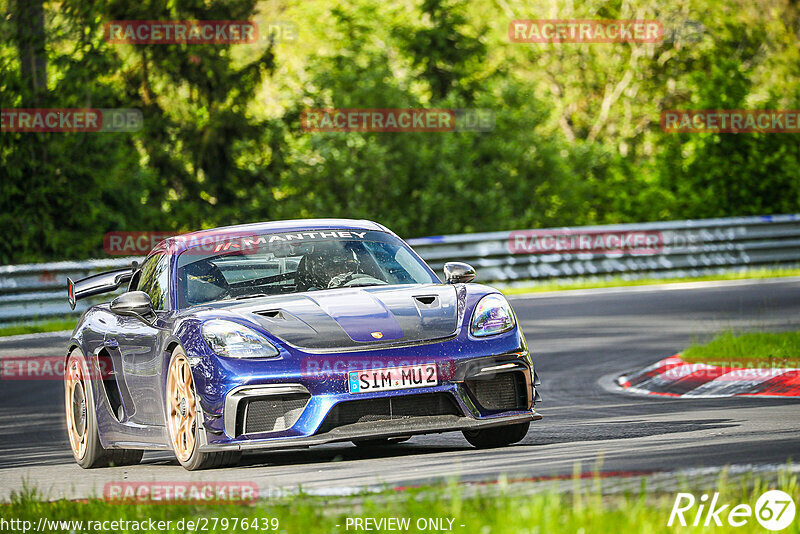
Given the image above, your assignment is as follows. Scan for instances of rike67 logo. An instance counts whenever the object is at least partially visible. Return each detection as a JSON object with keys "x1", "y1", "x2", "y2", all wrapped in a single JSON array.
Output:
[{"x1": 669, "y1": 490, "x2": 796, "y2": 531}]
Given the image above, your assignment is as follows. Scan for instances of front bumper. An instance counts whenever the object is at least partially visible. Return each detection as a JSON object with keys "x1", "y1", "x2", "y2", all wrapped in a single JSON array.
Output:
[{"x1": 198, "y1": 351, "x2": 542, "y2": 452}]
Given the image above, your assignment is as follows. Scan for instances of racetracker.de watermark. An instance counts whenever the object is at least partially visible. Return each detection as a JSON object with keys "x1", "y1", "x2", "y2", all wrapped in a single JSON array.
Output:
[
  {"x1": 301, "y1": 109, "x2": 495, "y2": 132},
  {"x1": 104, "y1": 230, "x2": 274, "y2": 256},
  {"x1": 104, "y1": 20, "x2": 297, "y2": 44},
  {"x1": 301, "y1": 357, "x2": 457, "y2": 381},
  {"x1": 103, "y1": 481, "x2": 258, "y2": 504},
  {"x1": 1, "y1": 108, "x2": 142, "y2": 133},
  {"x1": 105, "y1": 21, "x2": 256, "y2": 44},
  {"x1": 104, "y1": 231, "x2": 178, "y2": 255},
  {"x1": 103, "y1": 229, "x2": 375, "y2": 256},
  {"x1": 664, "y1": 364, "x2": 800, "y2": 380},
  {"x1": 661, "y1": 110, "x2": 800, "y2": 133},
  {"x1": 508, "y1": 229, "x2": 664, "y2": 255},
  {"x1": 0, "y1": 356, "x2": 113, "y2": 381},
  {"x1": 509, "y1": 19, "x2": 663, "y2": 43}
]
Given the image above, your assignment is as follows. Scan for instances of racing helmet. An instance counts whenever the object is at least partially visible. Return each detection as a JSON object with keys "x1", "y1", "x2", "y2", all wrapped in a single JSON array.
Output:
[{"x1": 303, "y1": 247, "x2": 361, "y2": 289}]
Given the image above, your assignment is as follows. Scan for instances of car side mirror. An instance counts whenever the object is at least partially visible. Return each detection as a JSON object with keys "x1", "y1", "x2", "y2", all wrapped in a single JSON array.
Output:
[
  {"x1": 110, "y1": 291, "x2": 154, "y2": 320},
  {"x1": 444, "y1": 262, "x2": 476, "y2": 284}
]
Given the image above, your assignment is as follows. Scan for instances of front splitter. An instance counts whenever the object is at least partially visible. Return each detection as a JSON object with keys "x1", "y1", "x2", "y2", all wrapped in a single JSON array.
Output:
[{"x1": 200, "y1": 411, "x2": 541, "y2": 452}]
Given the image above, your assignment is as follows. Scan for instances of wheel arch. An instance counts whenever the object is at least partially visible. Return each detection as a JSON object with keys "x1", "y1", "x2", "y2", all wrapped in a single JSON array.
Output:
[
  {"x1": 159, "y1": 338, "x2": 185, "y2": 417},
  {"x1": 65, "y1": 341, "x2": 84, "y2": 363},
  {"x1": 165, "y1": 339, "x2": 181, "y2": 355}
]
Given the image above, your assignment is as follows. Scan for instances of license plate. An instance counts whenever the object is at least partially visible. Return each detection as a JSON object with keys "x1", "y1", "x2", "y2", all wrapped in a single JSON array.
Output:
[{"x1": 348, "y1": 363, "x2": 438, "y2": 394}]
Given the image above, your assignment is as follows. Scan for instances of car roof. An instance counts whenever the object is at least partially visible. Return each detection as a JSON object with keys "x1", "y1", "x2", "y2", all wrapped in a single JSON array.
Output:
[{"x1": 153, "y1": 219, "x2": 393, "y2": 254}]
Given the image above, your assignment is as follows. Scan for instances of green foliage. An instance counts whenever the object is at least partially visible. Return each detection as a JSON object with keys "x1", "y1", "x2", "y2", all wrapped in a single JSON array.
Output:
[
  {"x1": 0, "y1": 1, "x2": 155, "y2": 263},
  {"x1": 1, "y1": 0, "x2": 798, "y2": 263},
  {"x1": 392, "y1": 0, "x2": 488, "y2": 101},
  {"x1": 655, "y1": 54, "x2": 800, "y2": 218}
]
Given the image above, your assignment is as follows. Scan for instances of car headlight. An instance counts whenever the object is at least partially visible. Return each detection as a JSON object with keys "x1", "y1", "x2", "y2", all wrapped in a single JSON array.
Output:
[
  {"x1": 470, "y1": 294, "x2": 516, "y2": 337},
  {"x1": 201, "y1": 320, "x2": 280, "y2": 359}
]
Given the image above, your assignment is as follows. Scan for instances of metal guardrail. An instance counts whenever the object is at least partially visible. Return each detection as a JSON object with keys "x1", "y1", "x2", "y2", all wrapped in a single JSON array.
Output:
[
  {"x1": 0, "y1": 258, "x2": 141, "y2": 322},
  {"x1": 1, "y1": 214, "x2": 799, "y2": 323},
  {"x1": 409, "y1": 213, "x2": 800, "y2": 284}
]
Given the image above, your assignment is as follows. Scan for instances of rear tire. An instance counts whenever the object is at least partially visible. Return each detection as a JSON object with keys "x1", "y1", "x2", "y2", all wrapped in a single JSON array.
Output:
[
  {"x1": 166, "y1": 347, "x2": 241, "y2": 470},
  {"x1": 65, "y1": 349, "x2": 143, "y2": 468},
  {"x1": 462, "y1": 421, "x2": 530, "y2": 449}
]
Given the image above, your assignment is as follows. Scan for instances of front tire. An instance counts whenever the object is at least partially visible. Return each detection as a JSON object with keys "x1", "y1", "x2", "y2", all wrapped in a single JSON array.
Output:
[
  {"x1": 462, "y1": 421, "x2": 530, "y2": 449},
  {"x1": 64, "y1": 349, "x2": 143, "y2": 468},
  {"x1": 166, "y1": 348, "x2": 240, "y2": 470}
]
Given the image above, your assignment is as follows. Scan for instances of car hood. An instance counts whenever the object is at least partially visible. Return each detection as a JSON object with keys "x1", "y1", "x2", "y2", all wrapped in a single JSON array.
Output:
[{"x1": 203, "y1": 284, "x2": 459, "y2": 351}]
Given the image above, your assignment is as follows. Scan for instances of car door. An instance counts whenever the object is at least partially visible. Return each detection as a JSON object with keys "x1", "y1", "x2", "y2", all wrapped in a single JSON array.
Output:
[{"x1": 104, "y1": 252, "x2": 172, "y2": 425}]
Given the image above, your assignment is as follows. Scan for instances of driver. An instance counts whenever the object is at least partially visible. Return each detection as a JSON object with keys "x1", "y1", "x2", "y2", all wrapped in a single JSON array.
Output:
[{"x1": 306, "y1": 248, "x2": 362, "y2": 289}]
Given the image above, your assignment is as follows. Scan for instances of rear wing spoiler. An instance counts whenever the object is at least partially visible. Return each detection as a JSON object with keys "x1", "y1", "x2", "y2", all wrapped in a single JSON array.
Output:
[{"x1": 67, "y1": 261, "x2": 139, "y2": 310}]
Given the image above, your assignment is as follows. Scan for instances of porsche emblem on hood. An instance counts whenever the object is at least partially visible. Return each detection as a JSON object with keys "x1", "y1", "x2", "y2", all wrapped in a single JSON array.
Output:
[{"x1": 371, "y1": 331, "x2": 383, "y2": 339}]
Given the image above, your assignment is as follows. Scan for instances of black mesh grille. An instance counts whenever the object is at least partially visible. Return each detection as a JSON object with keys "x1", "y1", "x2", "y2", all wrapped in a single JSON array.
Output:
[
  {"x1": 242, "y1": 394, "x2": 310, "y2": 435},
  {"x1": 466, "y1": 372, "x2": 527, "y2": 412},
  {"x1": 317, "y1": 393, "x2": 461, "y2": 434}
]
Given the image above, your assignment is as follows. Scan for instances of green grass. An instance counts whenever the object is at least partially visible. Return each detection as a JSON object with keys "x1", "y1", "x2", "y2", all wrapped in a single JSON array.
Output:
[
  {"x1": 501, "y1": 267, "x2": 800, "y2": 295},
  {"x1": 4, "y1": 473, "x2": 799, "y2": 533},
  {"x1": 682, "y1": 330, "x2": 800, "y2": 368},
  {"x1": 0, "y1": 318, "x2": 76, "y2": 337}
]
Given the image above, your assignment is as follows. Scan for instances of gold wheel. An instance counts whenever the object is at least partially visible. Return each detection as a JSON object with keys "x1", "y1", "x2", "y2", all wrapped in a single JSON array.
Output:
[
  {"x1": 65, "y1": 356, "x2": 88, "y2": 460},
  {"x1": 167, "y1": 352, "x2": 197, "y2": 462}
]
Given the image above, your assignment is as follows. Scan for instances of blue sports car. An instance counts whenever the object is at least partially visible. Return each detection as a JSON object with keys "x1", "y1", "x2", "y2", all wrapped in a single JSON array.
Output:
[{"x1": 64, "y1": 219, "x2": 542, "y2": 470}]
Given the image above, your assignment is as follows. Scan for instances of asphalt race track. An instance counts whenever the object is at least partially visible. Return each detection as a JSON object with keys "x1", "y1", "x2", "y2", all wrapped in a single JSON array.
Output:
[{"x1": 1, "y1": 278, "x2": 799, "y2": 500}]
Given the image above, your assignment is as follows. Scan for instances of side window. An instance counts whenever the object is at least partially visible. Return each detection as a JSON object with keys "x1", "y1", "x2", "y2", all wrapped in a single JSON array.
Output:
[
  {"x1": 137, "y1": 253, "x2": 170, "y2": 310},
  {"x1": 128, "y1": 267, "x2": 142, "y2": 292},
  {"x1": 128, "y1": 257, "x2": 151, "y2": 293}
]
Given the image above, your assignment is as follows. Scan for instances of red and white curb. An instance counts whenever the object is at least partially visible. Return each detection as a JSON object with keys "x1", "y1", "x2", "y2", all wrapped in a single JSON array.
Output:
[{"x1": 617, "y1": 355, "x2": 800, "y2": 398}]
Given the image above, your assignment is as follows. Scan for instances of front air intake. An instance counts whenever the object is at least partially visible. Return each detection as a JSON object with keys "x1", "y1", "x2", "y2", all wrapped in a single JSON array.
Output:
[
  {"x1": 238, "y1": 393, "x2": 310, "y2": 435},
  {"x1": 465, "y1": 371, "x2": 527, "y2": 412}
]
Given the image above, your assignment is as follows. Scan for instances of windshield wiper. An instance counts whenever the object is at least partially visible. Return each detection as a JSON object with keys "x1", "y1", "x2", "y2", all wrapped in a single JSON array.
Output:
[{"x1": 234, "y1": 293, "x2": 269, "y2": 300}]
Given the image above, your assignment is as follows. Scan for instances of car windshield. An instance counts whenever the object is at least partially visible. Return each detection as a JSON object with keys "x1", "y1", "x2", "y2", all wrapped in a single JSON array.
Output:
[{"x1": 175, "y1": 230, "x2": 440, "y2": 307}]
